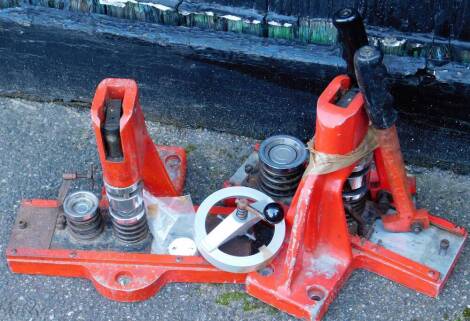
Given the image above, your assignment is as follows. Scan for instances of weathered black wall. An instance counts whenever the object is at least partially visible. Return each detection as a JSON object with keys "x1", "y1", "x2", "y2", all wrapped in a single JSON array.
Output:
[
  {"x1": 199, "y1": 0, "x2": 470, "y2": 40},
  {"x1": 1, "y1": 7, "x2": 469, "y2": 173}
]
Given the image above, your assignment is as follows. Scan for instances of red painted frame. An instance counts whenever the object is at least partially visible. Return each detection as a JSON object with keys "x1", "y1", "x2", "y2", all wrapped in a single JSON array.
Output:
[
  {"x1": 245, "y1": 75, "x2": 467, "y2": 320},
  {"x1": 6, "y1": 76, "x2": 467, "y2": 321}
]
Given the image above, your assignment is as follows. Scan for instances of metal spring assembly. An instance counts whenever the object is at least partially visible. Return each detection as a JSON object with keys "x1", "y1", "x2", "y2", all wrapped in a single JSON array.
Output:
[
  {"x1": 105, "y1": 181, "x2": 149, "y2": 243},
  {"x1": 342, "y1": 154, "x2": 373, "y2": 233},
  {"x1": 258, "y1": 135, "x2": 308, "y2": 198},
  {"x1": 63, "y1": 191, "x2": 104, "y2": 240}
]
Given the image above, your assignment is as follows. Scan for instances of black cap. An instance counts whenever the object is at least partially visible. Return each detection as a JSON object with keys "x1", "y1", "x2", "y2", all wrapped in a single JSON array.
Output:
[
  {"x1": 262, "y1": 203, "x2": 284, "y2": 224},
  {"x1": 354, "y1": 46, "x2": 397, "y2": 129},
  {"x1": 333, "y1": 8, "x2": 368, "y2": 80}
]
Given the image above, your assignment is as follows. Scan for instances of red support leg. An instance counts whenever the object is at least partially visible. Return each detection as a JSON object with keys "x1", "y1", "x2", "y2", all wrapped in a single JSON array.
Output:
[
  {"x1": 91, "y1": 78, "x2": 186, "y2": 195},
  {"x1": 373, "y1": 127, "x2": 429, "y2": 232}
]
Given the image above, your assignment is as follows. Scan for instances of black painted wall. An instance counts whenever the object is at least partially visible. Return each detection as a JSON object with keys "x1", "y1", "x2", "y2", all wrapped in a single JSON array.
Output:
[
  {"x1": 1, "y1": 7, "x2": 469, "y2": 173},
  {"x1": 193, "y1": 0, "x2": 470, "y2": 40}
]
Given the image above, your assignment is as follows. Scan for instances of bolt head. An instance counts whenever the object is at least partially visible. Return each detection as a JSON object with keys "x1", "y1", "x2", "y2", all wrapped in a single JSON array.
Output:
[
  {"x1": 18, "y1": 220, "x2": 27, "y2": 229},
  {"x1": 411, "y1": 222, "x2": 423, "y2": 234},
  {"x1": 339, "y1": 8, "x2": 353, "y2": 18},
  {"x1": 440, "y1": 239, "x2": 450, "y2": 249},
  {"x1": 56, "y1": 215, "x2": 67, "y2": 230},
  {"x1": 333, "y1": 7, "x2": 361, "y2": 25}
]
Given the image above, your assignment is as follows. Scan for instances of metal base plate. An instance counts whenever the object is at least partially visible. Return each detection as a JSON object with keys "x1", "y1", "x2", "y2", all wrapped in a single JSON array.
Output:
[
  {"x1": 7, "y1": 200, "x2": 250, "y2": 302},
  {"x1": 370, "y1": 220, "x2": 466, "y2": 278}
]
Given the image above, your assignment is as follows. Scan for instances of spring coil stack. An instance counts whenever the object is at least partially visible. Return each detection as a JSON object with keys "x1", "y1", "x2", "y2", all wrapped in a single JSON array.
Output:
[
  {"x1": 63, "y1": 191, "x2": 104, "y2": 240},
  {"x1": 258, "y1": 135, "x2": 308, "y2": 198},
  {"x1": 342, "y1": 154, "x2": 373, "y2": 234},
  {"x1": 105, "y1": 181, "x2": 149, "y2": 243}
]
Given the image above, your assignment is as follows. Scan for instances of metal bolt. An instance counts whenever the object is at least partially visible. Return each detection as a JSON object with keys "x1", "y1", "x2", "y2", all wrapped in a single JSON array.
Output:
[
  {"x1": 56, "y1": 215, "x2": 67, "y2": 230},
  {"x1": 377, "y1": 191, "x2": 392, "y2": 214},
  {"x1": 18, "y1": 220, "x2": 27, "y2": 229},
  {"x1": 244, "y1": 164, "x2": 254, "y2": 174},
  {"x1": 411, "y1": 222, "x2": 423, "y2": 234},
  {"x1": 62, "y1": 173, "x2": 77, "y2": 180},
  {"x1": 339, "y1": 8, "x2": 353, "y2": 18},
  {"x1": 439, "y1": 239, "x2": 450, "y2": 255},
  {"x1": 235, "y1": 198, "x2": 249, "y2": 220},
  {"x1": 236, "y1": 208, "x2": 248, "y2": 220}
]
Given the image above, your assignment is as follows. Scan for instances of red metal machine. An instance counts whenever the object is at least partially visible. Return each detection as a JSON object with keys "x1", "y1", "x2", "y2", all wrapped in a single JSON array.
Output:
[
  {"x1": 5, "y1": 8, "x2": 467, "y2": 321},
  {"x1": 245, "y1": 72, "x2": 466, "y2": 320}
]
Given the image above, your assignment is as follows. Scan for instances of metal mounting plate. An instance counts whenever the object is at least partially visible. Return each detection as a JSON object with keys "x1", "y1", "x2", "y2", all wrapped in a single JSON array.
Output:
[
  {"x1": 8, "y1": 200, "x2": 59, "y2": 249},
  {"x1": 370, "y1": 220, "x2": 466, "y2": 278}
]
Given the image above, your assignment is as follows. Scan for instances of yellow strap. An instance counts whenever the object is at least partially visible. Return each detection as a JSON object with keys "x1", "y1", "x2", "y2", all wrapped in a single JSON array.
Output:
[{"x1": 303, "y1": 127, "x2": 378, "y2": 176}]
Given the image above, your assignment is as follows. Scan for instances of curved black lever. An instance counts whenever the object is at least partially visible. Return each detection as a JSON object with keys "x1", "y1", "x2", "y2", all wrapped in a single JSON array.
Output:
[
  {"x1": 353, "y1": 45, "x2": 397, "y2": 129},
  {"x1": 333, "y1": 8, "x2": 369, "y2": 81}
]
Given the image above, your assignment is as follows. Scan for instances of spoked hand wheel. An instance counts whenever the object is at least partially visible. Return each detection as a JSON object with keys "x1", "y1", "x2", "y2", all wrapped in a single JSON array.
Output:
[{"x1": 194, "y1": 186, "x2": 286, "y2": 273}]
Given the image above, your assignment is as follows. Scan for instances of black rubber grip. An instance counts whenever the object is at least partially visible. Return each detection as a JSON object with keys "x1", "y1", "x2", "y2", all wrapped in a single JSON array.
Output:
[
  {"x1": 353, "y1": 46, "x2": 397, "y2": 129},
  {"x1": 102, "y1": 99, "x2": 124, "y2": 161},
  {"x1": 262, "y1": 202, "x2": 284, "y2": 224},
  {"x1": 333, "y1": 8, "x2": 368, "y2": 80}
]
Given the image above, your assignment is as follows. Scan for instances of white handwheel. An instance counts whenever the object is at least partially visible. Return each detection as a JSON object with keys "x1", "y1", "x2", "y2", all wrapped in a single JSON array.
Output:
[{"x1": 194, "y1": 186, "x2": 286, "y2": 273}]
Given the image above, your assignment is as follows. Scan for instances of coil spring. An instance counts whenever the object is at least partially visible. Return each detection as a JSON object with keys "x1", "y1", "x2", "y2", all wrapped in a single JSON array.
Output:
[
  {"x1": 106, "y1": 181, "x2": 149, "y2": 243},
  {"x1": 257, "y1": 135, "x2": 308, "y2": 199},
  {"x1": 63, "y1": 191, "x2": 104, "y2": 241},
  {"x1": 110, "y1": 213, "x2": 149, "y2": 243},
  {"x1": 67, "y1": 211, "x2": 104, "y2": 240},
  {"x1": 343, "y1": 154, "x2": 372, "y2": 233},
  {"x1": 258, "y1": 163, "x2": 304, "y2": 198}
]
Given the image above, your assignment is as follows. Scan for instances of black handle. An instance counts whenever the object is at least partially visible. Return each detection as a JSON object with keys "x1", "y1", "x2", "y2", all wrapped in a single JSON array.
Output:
[
  {"x1": 333, "y1": 8, "x2": 368, "y2": 80},
  {"x1": 353, "y1": 46, "x2": 397, "y2": 129},
  {"x1": 262, "y1": 203, "x2": 284, "y2": 224}
]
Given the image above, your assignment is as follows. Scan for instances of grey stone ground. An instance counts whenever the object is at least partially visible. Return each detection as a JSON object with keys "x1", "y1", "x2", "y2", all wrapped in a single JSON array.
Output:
[{"x1": 0, "y1": 97, "x2": 468, "y2": 321}]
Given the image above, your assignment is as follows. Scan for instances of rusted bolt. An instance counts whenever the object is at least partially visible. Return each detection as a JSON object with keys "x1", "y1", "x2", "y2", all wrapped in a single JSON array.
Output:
[
  {"x1": 18, "y1": 220, "x2": 27, "y2": 229},
  {"x1": 411, "y1": 222, "x2": 423, "y2": 234},
  {"x1": 56, "y1": 215, "x2": 67, "y2": 230},
  {"x1": 377, "y1": 191, "x2": 392, "y2": 214},
  {"x1": 62, "y1": 173, "x2": 77, "y2": 180},
  {"x1": 439, "y1": 239, "x2": 450, "y2": 255}
]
